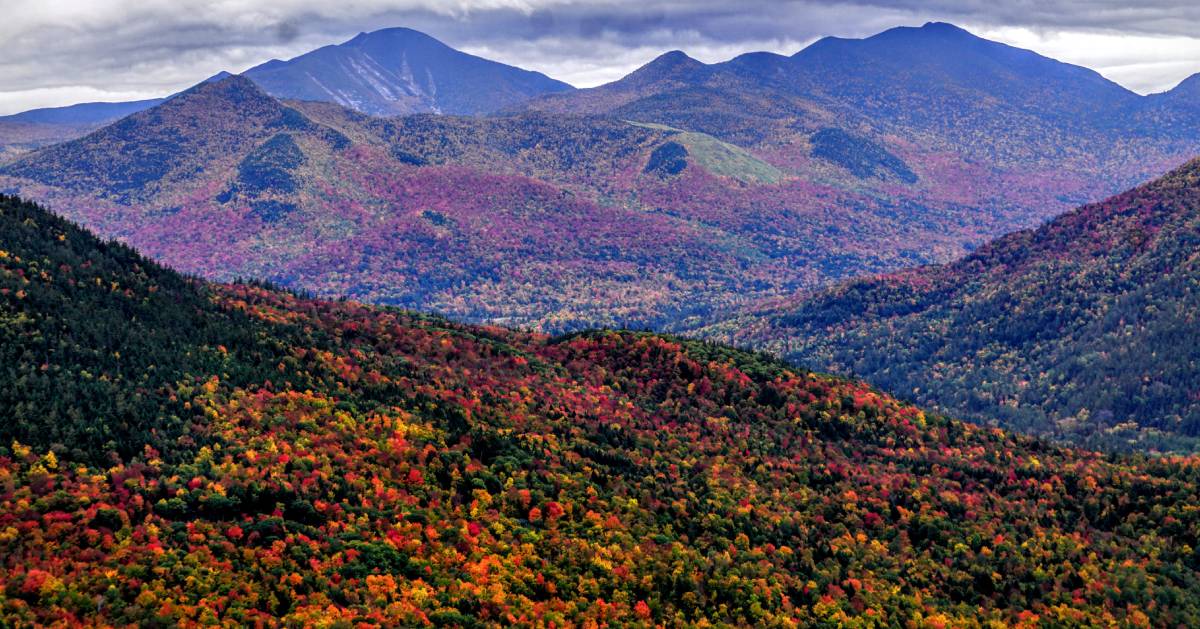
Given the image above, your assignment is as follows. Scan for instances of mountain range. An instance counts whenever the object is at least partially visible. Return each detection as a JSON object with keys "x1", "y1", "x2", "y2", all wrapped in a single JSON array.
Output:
[
  {"x1": 4, "y1": 23, "x2": 1200, "y2": 335},
  {"x1": 0, "y1": 28, "x2": 572, "y2": 162},
  {"x1": 525, "y1": 23, "x2": 1199, "y2": 152},
  {"x1": 706, "y1": 156, "x2": 1200, "y2": 452},
  {"x1": 5, "y1": 193, "x2": 1200, "y2": 625}
]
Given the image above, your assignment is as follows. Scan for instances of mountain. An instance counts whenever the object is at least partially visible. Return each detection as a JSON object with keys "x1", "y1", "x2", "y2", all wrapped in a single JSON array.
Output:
[
  {"x1": 1, "y1": 74, "x2": 1039, "y2": 333},
  {"x1": 529, "y1": 21, "x2": 1145, "y2": 139},
  {"x1": 526, "y1": 21, "x2": 1200, "y2": 213},
  {"x1": 792, "y1": 23, "x2": 1137, "y2": 122},
  {"x1": 1164, "y1": 73, "x2": 1200, "y2": 99},
  {"x1": 6, "y1": 194, "x2": 1200, "y2": 625},
  {"x1": 528, "y1": 50, "x2": 713, "y2": 113},
  {"x1": 708, "y1": 156, "x2": 1200, "y2": 452},
  {"x1": 0, "y1": 98, "x2": 164, "y2": 126},
  {"x1": 0, "y1": 121, "x2": 98, "y2": 164},
  {"x1": 242, "y1": 27, "x2": 574, "y2": 115},
  {"x1": 0, "y1": 26, "x2": 571, "y2": 160},
  {"x1": 1, "y1": 76, "x2": 303, "y2": 204},
  {"x1": 1139, "y1": 73, "x2": 1200, "y2": 133}
]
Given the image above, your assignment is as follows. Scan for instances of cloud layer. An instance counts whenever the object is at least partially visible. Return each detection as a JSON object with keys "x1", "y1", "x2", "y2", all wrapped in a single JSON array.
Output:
[{"x1": 1, "y1": 0, "x2": 1197, "y2": 115}]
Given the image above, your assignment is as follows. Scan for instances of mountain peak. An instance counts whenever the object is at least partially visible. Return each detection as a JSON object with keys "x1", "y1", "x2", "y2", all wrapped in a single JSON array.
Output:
[
  {"x1": 175, "y1": 73, "x2": 271, "y2": 103},
  {"x1": 625, "y1": 50, "x2": 707, "y2": 83},
  {"x1": 241, "y1": 26, "x2": 572, "y2": 116},
  {"x1": 345, "y1": 26, "x2": 443, "y2": 47},
  {"x1": 203, "y1": 70, "x2": 235, "y2": 83},
  {"x1": 655, "y1": 50, "x2": 697, "y2": 63},
  {"x1": 919, "y1": 21, "x2": 972, "y2": 35},
  {"x1": 643, "y1": 50, "x2": 705, "y2": 71},
  {"x1": 863, "y1": 21, "x2": 981, "y2": 45},
  {"x1": 800, "y1": 21, "x2": 976, "y2": 53}
]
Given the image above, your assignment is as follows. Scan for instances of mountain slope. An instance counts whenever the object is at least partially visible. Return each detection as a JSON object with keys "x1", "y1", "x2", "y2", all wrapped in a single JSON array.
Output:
[
  {"x1": 529, "y1": 21, "x2": 1145, "y2": 144},
  {"x1": 0, "y1": 75, "x2": 246, "y2": 161},
  {"x1": 1139, "y1": 73, "x2": 1200, "y2": 133},
  {"x1": 712, "y1": 157, "x2": 1200, "y2": 452},
  {"x1": 1, "y1": 76, "x2": 302, "y2": 205},
  {"x1": 5, "y1": 194, "x2": 1200, "y2": 625},
  {"x1": 0, "y1": 98, "x2": 167, "y2": 161},
  {"x1": 0, "y1": 121, "x2": 98, "y2": 163},
  {"x1": 0, "y1": 194, "x2": 319, "y2": 462},
  {"x1": 243, "y1": 27, "x2": 574, "y2": 115}
]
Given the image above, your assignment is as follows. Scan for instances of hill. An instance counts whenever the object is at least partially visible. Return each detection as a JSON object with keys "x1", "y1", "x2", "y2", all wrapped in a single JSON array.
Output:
[
  {"x1": 6, "y1": 193, "x2": 1200, "y2": 625},
  {"x1": 709, "y1": 157, "x2": 1200, "y2": 452}
]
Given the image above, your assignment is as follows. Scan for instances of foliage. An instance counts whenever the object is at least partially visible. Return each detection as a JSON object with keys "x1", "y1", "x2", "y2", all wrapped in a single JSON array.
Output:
[
  {"x1": 236, "y1": 133, "x2": 305, "y2": 195},
  {"x1": 713, "y1": 157, "x2": 1200, "y2": 452},
  {"x1": 5, "y1": 195, "x2": 1200, "y2": 626},
  {"x1": 810, "y1": 128, "x2": 917, "y2": 183},
  {"x1": 644, "y1": 141, "x2": 688, "y2": 177}
]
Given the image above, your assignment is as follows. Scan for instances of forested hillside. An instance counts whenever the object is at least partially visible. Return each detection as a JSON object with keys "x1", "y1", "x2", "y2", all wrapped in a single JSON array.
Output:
[
  {"x1": 710, "y1": 157, "x2": 1200, "y2": 452},
  {"x1": 6, "y1": 195, "x2": 1200, "y2": 625}
]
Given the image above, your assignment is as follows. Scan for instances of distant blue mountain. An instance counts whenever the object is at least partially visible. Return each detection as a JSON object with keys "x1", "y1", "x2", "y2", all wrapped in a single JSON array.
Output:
[
  {"x1": 0, "y1": 98, "x2": 164, "y2": 126},
  {"x1": 0, "y1": 71, "x2": 234, "y2": 129},
  {"x1": 1154, "y1": 72, "x2": 1200, "y2": 104}
]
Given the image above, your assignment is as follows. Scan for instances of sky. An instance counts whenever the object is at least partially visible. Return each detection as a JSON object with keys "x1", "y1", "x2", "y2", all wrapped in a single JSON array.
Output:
[{"x1": 1, "y1": 0, "x2": 1199, "y2": 116}]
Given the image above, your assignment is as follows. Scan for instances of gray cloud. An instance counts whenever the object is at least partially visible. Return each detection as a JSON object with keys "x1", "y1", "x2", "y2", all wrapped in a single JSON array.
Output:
[{"x1": 0, "y1": 0, "x2": 1197, "y2": 114}]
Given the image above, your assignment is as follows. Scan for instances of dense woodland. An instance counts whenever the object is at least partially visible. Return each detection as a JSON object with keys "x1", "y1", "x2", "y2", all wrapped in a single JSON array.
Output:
[
  {"x1": 712, "y1": 158, "x2": 1200, "y2": 453},
  {"x1": 6, "y1": 194, "x2": 1200, "y2": 626}
]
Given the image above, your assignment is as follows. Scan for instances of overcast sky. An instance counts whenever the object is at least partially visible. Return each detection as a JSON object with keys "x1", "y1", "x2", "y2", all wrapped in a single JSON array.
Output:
[{"x1": 1, "y1": 0, "x2": 1199, "y2": 115}]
